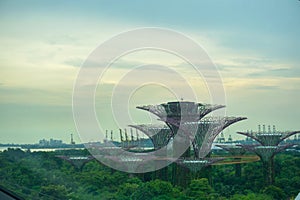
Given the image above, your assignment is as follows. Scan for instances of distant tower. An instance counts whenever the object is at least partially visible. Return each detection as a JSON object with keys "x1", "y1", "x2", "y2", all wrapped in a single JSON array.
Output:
[
  {"x1": 130, "y1": 128, "x2": 134, "y2": 141},
  {"x1": 124, "y1": 129, "x2": 129, "y2": 142},
  {"x1": 136, "y1": 129, "x2": 140, "y2": 147},
  {"x1": 110, "y1": 130, "x2": 113, "y2": 141},
  {"x1": 119, "y1": 129, "x2": 123, "y2": 142},
  {"x1": 228, "y1": 134, "x2": 233, "y2": 143},
  {"x1": 136, "y1": 129, "x2": 139, "y2": 141},
  {"x1": 70, "y1": 133, "x2": 75, "y2": 145},
  {"x1": 219, "y1": 132, "x2": 225, "y2": 143}
]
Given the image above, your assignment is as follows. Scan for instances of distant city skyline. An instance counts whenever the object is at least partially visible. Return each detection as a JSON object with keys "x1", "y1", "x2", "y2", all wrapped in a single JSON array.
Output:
[{"x1": 0, "y1": 1, "x2": 300, "y2": 143}]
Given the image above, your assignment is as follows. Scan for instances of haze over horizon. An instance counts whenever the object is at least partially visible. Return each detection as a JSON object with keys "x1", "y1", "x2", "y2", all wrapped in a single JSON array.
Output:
[{"x1": 1, "y1": 1, "x2": 300, "y2": 144}]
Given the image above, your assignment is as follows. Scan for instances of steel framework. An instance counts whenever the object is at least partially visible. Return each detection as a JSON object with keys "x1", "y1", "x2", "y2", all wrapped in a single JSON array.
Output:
[
  {"x1": 128, "y1": 124, "x2": 172, "y2": 150},
  {"x1": 56, "y1": 156, "x2": 94, "y2": 170},
  {"x1": 237, "y1": 125, "x2": 299, "y2": 185},
  {"x1": 191, "y1": 117, "x2": 247, "y2": 158},
  {"x1": 237, "y1": 125, "x2": 300, "y2": 146},
  {"x1": 134, "y1": 101, "x2": 247, "y2": 159},
  {"x1": 176, "y1": 157, "x2": 225, "y2": 172},
  {"x1": 136, "y1": 101, "x2": 225, "y2": 134}
]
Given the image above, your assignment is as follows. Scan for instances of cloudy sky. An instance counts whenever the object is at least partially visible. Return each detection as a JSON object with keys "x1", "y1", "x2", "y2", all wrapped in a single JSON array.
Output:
[{"x1": 1, "y1": 0, "x2": 300, "y2": 144}]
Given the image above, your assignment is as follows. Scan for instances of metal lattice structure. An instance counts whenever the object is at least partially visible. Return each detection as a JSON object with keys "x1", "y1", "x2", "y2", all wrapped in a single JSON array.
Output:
[
  {"x1": 237, "y1": 125, "x2": 300, "y2": 146},
  {"x1": 240, "y1": 143, "x2": 295, "y2": 185},
  {"x1": 237, "y1": 125, "x2": 299, "y2": 185},
  {"x1": 136, "y1": 101, "x2": 225, "y2": 134},
  {"x1": 111, "y1": 101, "x2": 247, "y2": 184},
  {"x1": 104, "y1": 154, "x2": 172, "y2": 173},
  {"x1": 128, "y1": 124, "x2": 172, "y2": 150},
  {"x1": 103, "y1": 155, "x2": 144, "y2": 173},
  {"x1": 191, "y1": 117, "x2": 247, "y2": 158},
  {"x1": 56, "y1": 156, "x2": 94, "y2": 170},
  {"x1": 176, "y1": 157, "x2": 225, "y2": 172},
  {"x1": 241, "y1": 144, "x2": 294, "y2": 163},
  {"x1": 133, "y1": 102, "x2": 246, "y2": 159}
]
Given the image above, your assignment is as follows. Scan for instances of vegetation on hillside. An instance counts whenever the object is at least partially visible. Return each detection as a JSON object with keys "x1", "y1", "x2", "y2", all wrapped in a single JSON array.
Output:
[{"x1": 0, "y1": 148, "x2": 299, "y2": 200}]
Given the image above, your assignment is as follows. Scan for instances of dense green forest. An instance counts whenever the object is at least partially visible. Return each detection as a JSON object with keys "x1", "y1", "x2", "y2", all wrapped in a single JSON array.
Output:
[{"x1": 0, "y1": 148, "x2": 299, "y2": 200}]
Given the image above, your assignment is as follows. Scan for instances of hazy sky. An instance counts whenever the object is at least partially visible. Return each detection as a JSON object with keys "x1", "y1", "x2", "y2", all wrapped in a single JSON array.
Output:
[{"x1": 1, "y1": 0, "x2": 300, "y2": 144}]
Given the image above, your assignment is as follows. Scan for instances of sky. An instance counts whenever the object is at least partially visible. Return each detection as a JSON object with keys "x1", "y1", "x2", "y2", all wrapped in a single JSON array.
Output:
[{"x1": 0, "y1": 0, "x2": 300, "y2": 144}]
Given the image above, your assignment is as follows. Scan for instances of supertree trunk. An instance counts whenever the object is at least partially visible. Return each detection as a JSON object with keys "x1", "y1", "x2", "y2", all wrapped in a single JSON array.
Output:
[
  {"x1": 156, "y1": 166, "x2": 168, "y2": 181},
  {"x1": 262, "y1": 158, "x2": 275, "y2": 186},
  {"x1": 269, "y1": 158, "x2": 275, "y2": 185},
  {"x1": 171, "y1": 162, "x2": 178, "y2": 185},
  {"x1": 177, "y1": 147, "x2": 192, "y2": 186},
  {"x1": 235, "y1": 162, "x2": 242, "y2": 177},
  {"x1": 177, "y1": 164, "x2": 190, "y2": 187},
  {"x1": 206, "y1": 152, "x2": 213, "y2": 186}
]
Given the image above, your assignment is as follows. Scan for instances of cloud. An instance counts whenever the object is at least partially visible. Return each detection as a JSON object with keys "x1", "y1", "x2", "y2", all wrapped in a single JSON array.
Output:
[
  {"x1": 246, "y1": 67, "x2": 300, "y2": 78},
  {"x1": 46, "y1": 34, "x2": 80, "y2": 46},
  {"x1": 246, "y1": 85, "x2": 280, "y2": 91},
  {"x1": 64, "y1": 57, "x2": 84, "y2": 68},
  {"x1": 0, "y1": 86, "x2": 71, "y2": 106}
]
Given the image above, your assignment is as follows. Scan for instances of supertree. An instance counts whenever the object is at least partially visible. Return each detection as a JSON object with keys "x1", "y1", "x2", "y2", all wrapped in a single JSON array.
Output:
[
  {"x1": 136, "y1": 102, "x2": 226, "y2": 158},
  {"x1": 237, "y1": 125, "x2": 300, "y2": 185},
  {"x1": 56, "y1": 156, "x2": 94, "y2": 171},
  {"x1": 133, "y1": 101, "x2": 246, "y2": 185}
]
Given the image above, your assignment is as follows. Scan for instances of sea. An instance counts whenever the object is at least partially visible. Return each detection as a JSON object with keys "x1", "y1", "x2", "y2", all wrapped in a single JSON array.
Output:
[{"x1": 0, "y1": 146, "x2": 85, "y2": 152}]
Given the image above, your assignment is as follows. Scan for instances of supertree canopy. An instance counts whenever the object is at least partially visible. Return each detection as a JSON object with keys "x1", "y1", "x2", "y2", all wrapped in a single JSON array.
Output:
[
  {"x1": 191, "y1": 117, "x2": 247, "y2": 158},
  {"x1": 56, "y1": 156, "x2": 94, "y2": 170},
  {"x1": 237, "y1": 125, "x2": 300, "y2": 185},
  {"x1": 136, "y1": 101, "x2": 225, "y2": 135},
  {"x1": 237, "y1": 125, "x2": 300, "y2": 146},
  {"x1": 176, "y1": 157, "x2": 225, "y2": 173},
  {"x1": 132, "y1": 101, "x2": 247, "y2": 175},
  {"x1": 128, "y1": 124, "x2": 172, "y2": 150}
]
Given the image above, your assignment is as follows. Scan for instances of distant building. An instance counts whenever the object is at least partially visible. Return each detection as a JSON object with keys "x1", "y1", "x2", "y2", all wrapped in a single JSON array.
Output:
[
  {"x1": 38, "y1": 139, "x2": 49, "y2": 146},
  {"x1": 38, "y1": 138, "x2": 63, "y2": 147}
]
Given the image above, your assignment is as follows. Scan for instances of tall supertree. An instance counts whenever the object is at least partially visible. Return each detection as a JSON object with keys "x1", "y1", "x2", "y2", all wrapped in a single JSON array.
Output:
[
  {"x1": 135, "y1": 101, "x2": 225, "y2": 185},
  {"x1": 237, "y1": 125, "x2": 300, "y2": 185},
  {"x1": 133, "y1": 101, "x2": 246, "y2": 186},
  {"x1": 136, "y1": 101, "x2": 226, "y2": 158}
]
